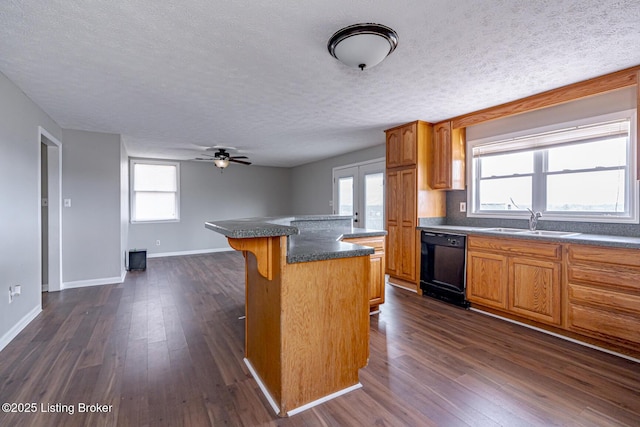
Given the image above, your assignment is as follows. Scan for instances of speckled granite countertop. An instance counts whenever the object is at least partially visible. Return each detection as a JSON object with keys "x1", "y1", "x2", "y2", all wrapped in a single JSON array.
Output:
[
  {"x1": 417, "y1": 225, "x2": 640, "y2": 249},
  {"x1": 205, "y1": 215, "x2": 386, "y2": 263}
]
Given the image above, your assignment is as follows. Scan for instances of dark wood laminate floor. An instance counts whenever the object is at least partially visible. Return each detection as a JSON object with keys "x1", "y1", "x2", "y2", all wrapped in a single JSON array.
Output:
[{"x1": 1, "y1": 252, "x2": 639, "y2": 426}]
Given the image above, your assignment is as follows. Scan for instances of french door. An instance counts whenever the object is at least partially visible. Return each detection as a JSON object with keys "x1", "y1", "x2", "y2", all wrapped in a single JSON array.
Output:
[{"x1": 332, "y1": 160, "x2": 385, "y2": 229}]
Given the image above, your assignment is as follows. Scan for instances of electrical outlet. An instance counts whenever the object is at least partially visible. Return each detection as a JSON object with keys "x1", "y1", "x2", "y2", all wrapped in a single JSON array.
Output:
[
  {"x1": 156, "y1": 240, "x2": 161, "y2": 246},
  {"x1": 459, "y1": 202, "x2": 467, "y2": 212},
  {"x1": 14, "y1": 285, "x2": 21, "y2": 295}
]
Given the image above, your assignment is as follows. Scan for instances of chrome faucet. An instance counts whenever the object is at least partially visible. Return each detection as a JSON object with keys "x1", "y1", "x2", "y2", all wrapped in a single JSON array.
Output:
[{"x1": 527, "y1": 209, "x2": 542, "y2": 231}]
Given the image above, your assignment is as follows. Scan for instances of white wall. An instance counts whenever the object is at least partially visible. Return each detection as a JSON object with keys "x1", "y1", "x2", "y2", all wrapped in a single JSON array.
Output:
[
  {"x1": 61, "y1": 129, "x2": 124, "y2": 287},
  {"x1": 291, "y1": 144, "x2": 386, "y2": 215},
  {"x1": 128, "y1": 160, "x2": 292, "y2": 255},
  {"x1": 0, "y1": 71, "x2": 62, "y2": 349}
]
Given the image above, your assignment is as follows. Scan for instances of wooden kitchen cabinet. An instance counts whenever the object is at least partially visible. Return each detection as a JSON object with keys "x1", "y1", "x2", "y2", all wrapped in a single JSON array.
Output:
[
  {"x1": 467, "y1": 236, "x2": 562, "y2": 326},
  {"x1": 385, "y1": 121, "x2": 445, "y2": 291},
  {"x1": 467, "y1": 250, "x2": 508, "y2": 309},
  {"x1": 431, "y1": 121, "x2": 466, "y2": 190},
  {"x1": 342, "y1": 236, "x2": 386, "y2": 313},
  {"x1": 509, "y1": 256, "x2": 561, "y2": 325},
  {"x1": 566, "y1": 244, "x2": 640, "y2": 350},
  {"x1": 386, "y1": 122, "x2": 417, "y2": 168}
]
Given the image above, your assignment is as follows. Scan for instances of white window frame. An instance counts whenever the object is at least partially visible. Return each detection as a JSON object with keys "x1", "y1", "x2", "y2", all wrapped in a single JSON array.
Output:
[
  {"x1": 130, "y1": 159, "x2": 181, "y2": 223},
  {"x1": 467, "y1": 110, "x2": 638, "y2": 224}
]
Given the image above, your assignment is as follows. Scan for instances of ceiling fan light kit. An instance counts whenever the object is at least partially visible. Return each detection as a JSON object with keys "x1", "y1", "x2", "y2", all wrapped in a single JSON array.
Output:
[
  {"x1": 214, "y1": 158, "x2": 230, "y2": 169},
  {"x1": 327, "y1": 23, "x2": 398, "y2": 70},
  {"x1": 194, "y1": 148, "x2": 251, "y2": 171}
]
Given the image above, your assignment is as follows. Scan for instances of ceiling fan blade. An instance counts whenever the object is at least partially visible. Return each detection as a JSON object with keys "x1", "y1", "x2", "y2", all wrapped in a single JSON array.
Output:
[
  {"x1": 229, "y1": 159, "x2": 252, "y2": 165},
  {"x1": 194, "y1": 157, "x2": 214, "y2": 161},
  {"x1": 229, "y1": 155, "x2": 248, "y2": 160}
]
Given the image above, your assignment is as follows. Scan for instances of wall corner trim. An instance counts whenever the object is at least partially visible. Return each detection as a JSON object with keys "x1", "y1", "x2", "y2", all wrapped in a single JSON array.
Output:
[{"x1": 0, "y1": 305, "x2": 42, "y2": 353}]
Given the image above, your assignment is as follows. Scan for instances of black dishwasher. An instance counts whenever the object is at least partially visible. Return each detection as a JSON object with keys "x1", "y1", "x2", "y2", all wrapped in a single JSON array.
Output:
[{"x1": 420, "y1": 231, "x2": 469, "y2": 308}]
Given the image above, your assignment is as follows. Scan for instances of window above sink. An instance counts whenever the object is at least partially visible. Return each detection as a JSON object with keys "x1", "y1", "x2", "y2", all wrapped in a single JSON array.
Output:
[{"x1": 467, "y1": 109, "x2": 639, "y2": 224}]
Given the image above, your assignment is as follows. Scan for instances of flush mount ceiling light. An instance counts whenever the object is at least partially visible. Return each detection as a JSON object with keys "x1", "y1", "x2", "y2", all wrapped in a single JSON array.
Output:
[{"x1": 327, "y1": 23, "x2": 398, "y2": 70}]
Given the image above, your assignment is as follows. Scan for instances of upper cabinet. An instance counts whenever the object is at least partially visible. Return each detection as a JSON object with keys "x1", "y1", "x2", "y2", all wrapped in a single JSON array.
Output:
[
  {"x1": 386, "y1": 122, "x2": 417, "y2": 168},
  {"x1": 430, "y1": 121, "x2": 466, "y2": 190}
]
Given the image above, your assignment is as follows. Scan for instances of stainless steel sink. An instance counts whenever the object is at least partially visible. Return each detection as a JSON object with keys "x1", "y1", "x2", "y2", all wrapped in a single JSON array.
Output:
[
  {"x1": 516, "y1": 230, "x2": 581, "y2": 237},
  {"x1": 485, "y1": 227, "x2": 527, "y2": 233}
]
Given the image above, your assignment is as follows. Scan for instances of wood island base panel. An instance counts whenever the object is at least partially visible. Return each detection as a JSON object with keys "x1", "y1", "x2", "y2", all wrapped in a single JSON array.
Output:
[{"x1": 205, "y1": 215, "x2": 386, "y2": 416}]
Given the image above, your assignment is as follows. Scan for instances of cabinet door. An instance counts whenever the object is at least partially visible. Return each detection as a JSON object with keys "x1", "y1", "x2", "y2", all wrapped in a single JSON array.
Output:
[
  {"x1": 400, "y1": 123, "x2": 417, "y2": 166},
  {"x1": 385, "y1": 171, "x2": 399, "y2": 276},
  {"x1": 399, "y1": 225, "x2": 416, "y2": 281},
  {"x1": 368, "y1": 252, "x2": 385, "y2": 307},
  {"x1": 342, "y1": 237, "x2": 386, "y2": 311},
  {"x1": 386, "y1": 128, "x2": 402, "y2": 168},
  {"x1": 432, "y1": 121, "x2": 452, "y2": 189},
  {"x1": 508, "y1": 257, "x2": 561, "y2": 325},
  {"x1": 399, "y1": 169, "x2": 417, "y2": 281},
  {"x1": 467, "y1": 250, "x2": 508, "y2": 309}
]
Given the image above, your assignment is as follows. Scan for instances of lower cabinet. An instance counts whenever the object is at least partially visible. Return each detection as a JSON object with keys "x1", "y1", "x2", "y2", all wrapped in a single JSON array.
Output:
[
  {"x1": 466, "y1": 236, "x2": 562, "y2": 326},
  {"x1": 508, "y1": 257, "x2": 561, "y2": 325},
  {"x1": 466, "y1": 250, "x2": 508, "y2": 309},
  {"x1": 566, "y1": 244, "x2": 640, "y2": 349},
  {"x1": 342, "y1": 236, "x2": 386, "y2": 313},
  {"x1": 467, "y1": 236, "x2": 640, "y2": 355}
]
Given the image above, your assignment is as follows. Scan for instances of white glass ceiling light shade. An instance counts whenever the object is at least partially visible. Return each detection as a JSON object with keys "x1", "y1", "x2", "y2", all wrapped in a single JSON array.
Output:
[
  {"x1": 214, "y1": 158, "x2": 230, "y2": 169},
  {"x1": 328, "y1": 23, "x2": 398, "y2": 70}
]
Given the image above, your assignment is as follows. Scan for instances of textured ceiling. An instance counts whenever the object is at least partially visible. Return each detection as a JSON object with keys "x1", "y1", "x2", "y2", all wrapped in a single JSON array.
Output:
[{"x1": 1, "y1": 0, "x2": 639, "y2": 167}]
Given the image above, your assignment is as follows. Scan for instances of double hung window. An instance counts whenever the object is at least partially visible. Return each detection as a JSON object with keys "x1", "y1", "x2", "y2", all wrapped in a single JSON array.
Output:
[
  {"x1": 130, "y1": 160, "x2": 180, "y2": 222},
  {"x1": 468, "y1": 110, "x2": 637, "y2": 223}
]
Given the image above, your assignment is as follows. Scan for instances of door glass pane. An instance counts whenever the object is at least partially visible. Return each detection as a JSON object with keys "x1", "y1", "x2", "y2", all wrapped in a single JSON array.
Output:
[
  {"x1": 364, "y1": 172, "x2": 384, "y2": 229},
  {"x1": 338, "y1": 177, "x2": 353, "y2": 216}
]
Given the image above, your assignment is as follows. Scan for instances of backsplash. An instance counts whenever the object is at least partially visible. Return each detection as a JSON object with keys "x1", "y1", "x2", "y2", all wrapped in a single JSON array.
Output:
[{"x1": 436, "y1": 190, "x2": 640, "y2": 238}]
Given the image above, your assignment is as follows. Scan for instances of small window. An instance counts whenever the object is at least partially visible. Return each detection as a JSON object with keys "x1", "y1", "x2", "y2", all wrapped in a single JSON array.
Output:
[
  {"x1": 468, "y1": 110, "x2": 638, "y2": 223},
  {"x1": 130, "y1": 160, "x2": 180, "y2": 222}
]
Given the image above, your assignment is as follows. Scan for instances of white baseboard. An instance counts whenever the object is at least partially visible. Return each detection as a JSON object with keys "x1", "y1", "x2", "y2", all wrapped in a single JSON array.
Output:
[
  {"x1": 42, "y1": 283, "x2": 49, "y2": 292},
  {"x1": 0, "y1": 305, "x2": 42, "y2": 353},
  {"x1": 61, "y1": 274, "x2": 125, "y2": 290},
  {"x1": 147, "y1": 247, "x2": 232, "y2": 259},
  {"x1": 244, "y1": 357, "x2": 363, "y2": 417},
  {"x1": 470, "y1": 308, "x2": 640, "y2": 364}
]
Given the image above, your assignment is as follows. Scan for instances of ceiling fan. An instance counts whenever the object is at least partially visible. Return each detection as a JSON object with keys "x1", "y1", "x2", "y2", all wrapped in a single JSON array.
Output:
[{"x1": 195, "y1": 148, "x2": 252, "y2": 171}]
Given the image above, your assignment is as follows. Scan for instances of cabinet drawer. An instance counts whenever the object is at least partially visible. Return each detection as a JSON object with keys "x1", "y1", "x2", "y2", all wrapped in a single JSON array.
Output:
[
  {"x1": 468, "y1": 236, "x2": 561, "y2": 260},
  {"x1": 567, "y1": 263, "x2": 640, "y2": 292},
  {"x1": 567, "y1": 304, "x2": 640, "y2": 345},
  {"x1": 568, "y1": 244, "x2": 640, "y2": 268},
  {"x1": 568, "y1": 283, "x2": 640, "y2": 316}
]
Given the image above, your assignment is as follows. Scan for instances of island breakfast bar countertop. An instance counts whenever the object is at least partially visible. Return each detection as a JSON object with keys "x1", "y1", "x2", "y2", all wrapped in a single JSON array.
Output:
[{"x1": 205, "y1": 215, "x2": 386, "y2": 263}]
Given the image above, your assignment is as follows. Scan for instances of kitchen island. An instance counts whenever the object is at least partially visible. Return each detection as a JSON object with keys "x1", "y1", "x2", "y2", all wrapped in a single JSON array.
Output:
[{"x1": 205, "y1": 215, "x2": 386, "y2": 416}]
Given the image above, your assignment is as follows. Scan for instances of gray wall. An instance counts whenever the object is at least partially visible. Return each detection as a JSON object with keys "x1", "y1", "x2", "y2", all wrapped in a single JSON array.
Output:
[
  {"x1": 0, "y1": 71, "x2": 62, "y2": 347},
  {"x1": 446, "y1": 87, "x2": 640, "y2": 236},
  {"x1": 61, "y1": 129, "x2": 124, "y2": 284},
  {"x1": 291, "y1": 144, "x2": 386, "y2": 215},
  {"x1": 128, "y1": 160, "x2": 292, "y2": 255},
  {"x1": 120, "y1": 139, "x2": 129, "y2": 278}
]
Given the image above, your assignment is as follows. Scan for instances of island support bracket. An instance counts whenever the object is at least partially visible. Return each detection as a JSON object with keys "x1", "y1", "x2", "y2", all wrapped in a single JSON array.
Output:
[{"x1": 227, "y1": 236, "x2": 279, "y2": 280}]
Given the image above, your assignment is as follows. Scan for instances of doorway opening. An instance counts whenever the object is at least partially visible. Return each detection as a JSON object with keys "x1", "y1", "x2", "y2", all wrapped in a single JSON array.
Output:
[{"x1": 39, "y1": 127, "x2": 62, "y2": 294}]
